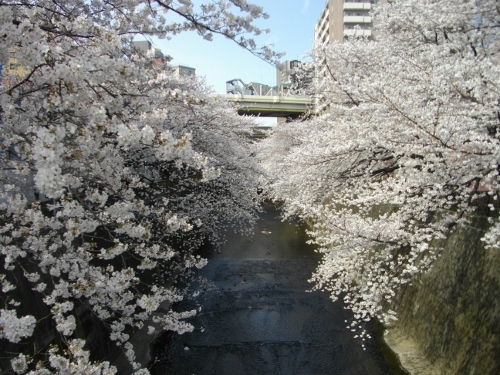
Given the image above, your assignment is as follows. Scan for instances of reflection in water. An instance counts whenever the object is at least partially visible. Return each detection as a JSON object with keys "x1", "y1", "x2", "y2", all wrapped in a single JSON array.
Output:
[{"x1": 149, "y1": 203, "x2": 407, "y2": 375}]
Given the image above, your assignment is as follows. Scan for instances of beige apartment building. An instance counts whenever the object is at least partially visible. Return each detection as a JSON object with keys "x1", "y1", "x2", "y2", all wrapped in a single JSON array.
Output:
[{"x1": 315, "y1": 0, "x2": 385, "y2": 44}]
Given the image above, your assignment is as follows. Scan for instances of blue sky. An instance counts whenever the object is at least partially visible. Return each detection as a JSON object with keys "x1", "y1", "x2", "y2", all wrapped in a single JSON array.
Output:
[{"x1": 148, "y1": 0, "x2": 326, "y2": 94}]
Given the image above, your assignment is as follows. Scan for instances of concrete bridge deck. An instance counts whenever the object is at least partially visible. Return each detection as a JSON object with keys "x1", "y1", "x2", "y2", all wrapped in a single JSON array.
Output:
[{"x1": 224, "y1": 94, "x2": 315, "y2": 118}]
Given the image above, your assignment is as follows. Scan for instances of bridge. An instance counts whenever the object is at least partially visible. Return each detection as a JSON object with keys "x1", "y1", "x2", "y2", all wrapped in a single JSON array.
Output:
[
  {"x1": 223, "y1": 78, "x2": 315, "y2": 118},
  {"x1": 225, "y1": 94, "x2": 315, "y2": 118}
]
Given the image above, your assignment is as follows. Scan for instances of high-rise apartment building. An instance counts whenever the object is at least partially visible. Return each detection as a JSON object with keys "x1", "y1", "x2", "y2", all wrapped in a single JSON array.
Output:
[
  {"x1": 276, "y1": 60, "x2": 301, "y2": 90},
  {"x1": 172, "y1": 65, "x2": 196, "y2": 78},
  {"x1": 315, "y1": 0, "x2": 383, "y2": 44},
  {"x1": 131, "y1": 41, "x2": 195, "y2": 77}
]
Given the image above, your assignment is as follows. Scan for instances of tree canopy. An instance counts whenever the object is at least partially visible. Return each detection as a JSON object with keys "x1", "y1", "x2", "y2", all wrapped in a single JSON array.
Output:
[
  {"x1": 259, "y1": 0, "x2": 500, "y2": 345},
  {"x1": 0, "y1": 1, "x2": 272, "y2": 373}
]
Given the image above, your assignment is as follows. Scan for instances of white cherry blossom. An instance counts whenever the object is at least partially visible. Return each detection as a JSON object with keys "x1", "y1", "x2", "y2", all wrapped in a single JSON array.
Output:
[
  {"x1": 259, "y1": 0, "x2": 499, "y2": 344},
  {"x1": 0, "y1": 0, "x2": 269, "y2": 372}
]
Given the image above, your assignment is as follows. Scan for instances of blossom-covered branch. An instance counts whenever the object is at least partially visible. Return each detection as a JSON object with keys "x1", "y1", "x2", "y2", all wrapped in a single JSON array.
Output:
[
  {"x1": 259, "y1": 0, "x2": 499, "y2": 346},
  {"x1": 0, "y1": 0, "x2": 267, "y2": 373}
]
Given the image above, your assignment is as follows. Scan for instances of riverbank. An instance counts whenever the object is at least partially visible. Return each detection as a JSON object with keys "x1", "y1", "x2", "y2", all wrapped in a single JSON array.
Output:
[{"x1": 386, "y1": 215, "x2": 499, "y2": 375}]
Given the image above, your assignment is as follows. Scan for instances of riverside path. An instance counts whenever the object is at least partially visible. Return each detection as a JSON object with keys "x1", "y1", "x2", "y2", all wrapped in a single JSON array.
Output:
[{"x1": 149, "y1": 203, "x2": 407, "y2": 375}]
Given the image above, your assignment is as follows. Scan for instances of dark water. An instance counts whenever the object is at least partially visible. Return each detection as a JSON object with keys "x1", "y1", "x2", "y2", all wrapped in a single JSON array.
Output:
[{"x1": 149, "y1": 203, "x2": 407, "y2": 375}]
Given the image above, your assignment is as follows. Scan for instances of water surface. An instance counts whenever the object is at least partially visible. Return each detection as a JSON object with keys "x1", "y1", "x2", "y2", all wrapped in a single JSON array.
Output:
[{"x1": 149, "y1": 203, "x2": 407, "y2": 375}]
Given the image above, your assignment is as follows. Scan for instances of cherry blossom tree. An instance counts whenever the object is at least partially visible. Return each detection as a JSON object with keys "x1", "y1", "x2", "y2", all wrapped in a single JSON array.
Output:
[
  {"x1": 0, "y1": 0, "x2": 273, "y2": 373},
  {"x1": 259, "y1": 0, "x2": 500, "y2": 345}
]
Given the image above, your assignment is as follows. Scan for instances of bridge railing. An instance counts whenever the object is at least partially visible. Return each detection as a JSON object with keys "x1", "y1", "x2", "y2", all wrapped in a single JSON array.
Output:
[
  {"x1": 226, "y1": 78, "x2": 299, "y2": 98},
  {"x1": 224, "y1": 94, "x2": 315, "y2": 104}
]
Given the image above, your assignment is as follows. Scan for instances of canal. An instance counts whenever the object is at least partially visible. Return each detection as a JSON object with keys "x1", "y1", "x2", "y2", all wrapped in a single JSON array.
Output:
[{"x1": 149, "y1": 203, "x2": 407, "y2": 375}]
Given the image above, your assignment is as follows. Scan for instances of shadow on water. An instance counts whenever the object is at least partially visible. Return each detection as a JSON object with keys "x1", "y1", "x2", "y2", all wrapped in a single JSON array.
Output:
[{"x1": 149, "y1": 202, "x2": 408, "y2": 375}]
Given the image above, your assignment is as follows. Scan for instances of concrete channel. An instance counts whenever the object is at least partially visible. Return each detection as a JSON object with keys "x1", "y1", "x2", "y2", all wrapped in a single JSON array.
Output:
[{"x1": 148, "y1": 203, "x2": 407, "y2": 375}]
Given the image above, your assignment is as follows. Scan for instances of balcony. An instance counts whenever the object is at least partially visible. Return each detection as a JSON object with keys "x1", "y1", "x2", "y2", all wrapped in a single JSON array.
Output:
[
  {"x1": 344, "y1": 2, "x2": 371, "y2": 10},
  {"x1": 315, "y1": 15, "x2": 329, "y2": 33},
  {"x1": 344, "y1": 16, "x2": 372, "y2": 23},
  {"x1": 344, "y1": 29, "x2": 372, "y2": 37}
]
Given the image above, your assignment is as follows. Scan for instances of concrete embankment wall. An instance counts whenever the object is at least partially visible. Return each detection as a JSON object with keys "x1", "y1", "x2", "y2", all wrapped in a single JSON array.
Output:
[{"x1": 386, "y1": 215, "x2": 500, "y2": 375}]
